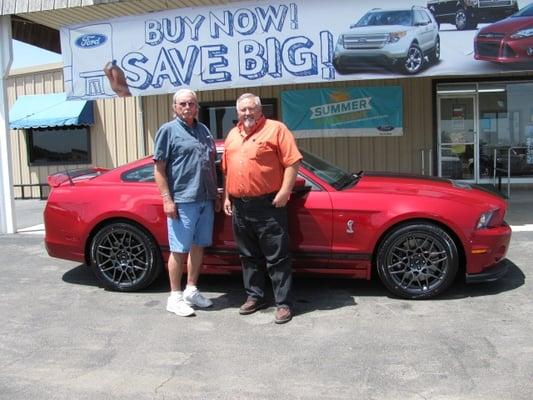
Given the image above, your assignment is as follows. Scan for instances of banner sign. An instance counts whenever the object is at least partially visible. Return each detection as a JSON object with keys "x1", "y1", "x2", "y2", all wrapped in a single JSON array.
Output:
[
  {"x1": 60, "y1": 0, "x2": 533, "y2": 100},
  {"x1": 281, "y1": 86, "x2": 403, "y2": 137}
]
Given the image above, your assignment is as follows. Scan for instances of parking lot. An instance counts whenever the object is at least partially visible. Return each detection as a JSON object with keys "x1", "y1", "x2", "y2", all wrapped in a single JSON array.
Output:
[{"x1": 1, "y1": 195, "x2": 532, "y2": 399}]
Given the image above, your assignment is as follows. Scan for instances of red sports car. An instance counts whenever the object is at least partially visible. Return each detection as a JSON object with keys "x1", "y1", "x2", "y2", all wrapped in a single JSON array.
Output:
[
  {"x1": 474, "y1": 4, "x2": 533, "y2": 64},
  {"x1": 44, "y1": 145, "x2": 512, "y2": 299}
]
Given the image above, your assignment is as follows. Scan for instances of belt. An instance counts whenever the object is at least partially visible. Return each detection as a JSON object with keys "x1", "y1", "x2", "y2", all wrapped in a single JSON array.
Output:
[{"x1": 230, "y1": 192, "x2": 276, "y2": 202}]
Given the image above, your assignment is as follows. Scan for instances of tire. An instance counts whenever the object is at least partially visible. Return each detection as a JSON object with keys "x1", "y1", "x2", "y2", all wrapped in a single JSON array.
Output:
[
  {"x1": 455, "y1": 8, "x2": 477, "y2": 30},
  {"x1": 376, "y1": 222, "x2": 459, "y2": 299},
  {"x1": 333, "y1": 59, "x2": 349, "y2": 75},
  {"x1": 400, "y1": 43, "x2": 424, "y2": 75},
  {"x1": 89, "y1": 221, "x2": 163, "y2": 292},
  {"x1": 429, "y1": 36, "x2": 440, "y2": 64}
]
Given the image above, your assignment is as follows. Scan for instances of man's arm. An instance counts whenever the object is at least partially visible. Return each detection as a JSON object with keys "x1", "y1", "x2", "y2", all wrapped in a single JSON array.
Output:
[
  {"x1": 154, "y1": 160, "x2": 177, "y2": 219},
  {"x1": 272, "y1": 161, "x2": 300, "y2": 208}
]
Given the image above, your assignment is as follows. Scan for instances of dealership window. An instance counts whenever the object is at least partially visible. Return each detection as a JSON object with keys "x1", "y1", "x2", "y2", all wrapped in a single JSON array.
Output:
[
  {"x1": 27, "y1": 126, "x2": 91, "y2": 166},
  {"x1": 437, "y1": 81, "x2": 533, "y2": 184},
  {"x1": 199, "y1": 99, "x2": 277, "y2": 139}
]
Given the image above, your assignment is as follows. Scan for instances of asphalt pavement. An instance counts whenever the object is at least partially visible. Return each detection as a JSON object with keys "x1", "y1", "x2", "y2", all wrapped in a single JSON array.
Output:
[{"x1": 0, "y1": 192, "x2": 532, "y2": 399}]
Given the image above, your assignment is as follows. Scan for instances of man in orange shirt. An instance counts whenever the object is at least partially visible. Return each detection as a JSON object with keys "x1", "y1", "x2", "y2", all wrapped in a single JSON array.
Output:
[{"x1": 222, "y1": 93, "x2": 302, "y2": 324}]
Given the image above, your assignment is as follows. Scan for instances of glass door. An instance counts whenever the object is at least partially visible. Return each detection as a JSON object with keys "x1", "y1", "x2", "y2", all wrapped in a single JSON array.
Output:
[{"x1": 438, "y1": 96, "x2": 477, "y2": 181}]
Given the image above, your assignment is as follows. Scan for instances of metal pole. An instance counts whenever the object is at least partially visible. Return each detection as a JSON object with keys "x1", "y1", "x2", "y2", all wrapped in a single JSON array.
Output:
[
  {"x1": 507, "y1": 147, "x2": 511, "y2": 199},
  {"x1": 0, "y1": 15, "x2": 16, "y2": 234},
  {"x1": 421, "y1": 149, "x2": 425, "y2": 175}
]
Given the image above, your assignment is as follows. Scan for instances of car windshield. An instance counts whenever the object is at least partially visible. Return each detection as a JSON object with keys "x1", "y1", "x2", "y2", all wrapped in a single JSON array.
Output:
[
  {"x1": 513, "y1": 4, "x2": 533, "y2": 17},
  {"x1": 356, "y1": 10, "x2": 413, "y2": 27},
  {"x1": 300, "y1": 149, "x2": 360, "y2": 190}
]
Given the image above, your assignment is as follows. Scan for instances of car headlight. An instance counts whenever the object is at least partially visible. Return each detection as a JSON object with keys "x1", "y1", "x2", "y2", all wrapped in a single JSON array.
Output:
[
  {"x1": 510, "y1": 28, "x2": 533, "y2": 39},
  {"x1": 387, "y1": 31, "x2": 407, "y2": 43},
  {"x1": 476, "y1": 209, "x2": 500, "y2": 229}
]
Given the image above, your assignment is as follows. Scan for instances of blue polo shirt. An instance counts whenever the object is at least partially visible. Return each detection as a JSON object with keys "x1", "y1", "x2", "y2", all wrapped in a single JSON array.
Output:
[{"x1": 153, "y1": 118, "x2": 217, "y2": 203}]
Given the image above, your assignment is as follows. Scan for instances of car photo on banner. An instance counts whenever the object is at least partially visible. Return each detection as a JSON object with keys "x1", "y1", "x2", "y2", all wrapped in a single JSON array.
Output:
[
  {"x1": 474, "y1": 3, "x2": 533, "y2": 64},
  {"x1": 427, "y1": 0, "x2": 519, "y2": 31},
  {"x1": 333, "y1": 6, "x2": 441, "y2": 75},
  {"x1": 44, "y1": 143, "x2": 512, "y2": 300}
]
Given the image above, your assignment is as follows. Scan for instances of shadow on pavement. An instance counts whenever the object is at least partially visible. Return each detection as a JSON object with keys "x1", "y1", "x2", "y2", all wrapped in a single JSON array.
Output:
[{"x1": 61, "y1": 258, "x2": 524, "y2": 315}]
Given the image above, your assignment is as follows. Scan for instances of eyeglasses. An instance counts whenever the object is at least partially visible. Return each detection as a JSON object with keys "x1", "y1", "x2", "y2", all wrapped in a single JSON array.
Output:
[{"x1": 177, "y1": 101, "x2": 197, "y2": 107}]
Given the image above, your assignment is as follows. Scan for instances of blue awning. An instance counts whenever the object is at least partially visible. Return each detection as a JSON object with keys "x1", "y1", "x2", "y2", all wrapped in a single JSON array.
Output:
[{"x1": 9, "y1": 93, "x2": 93, "y2": 129}]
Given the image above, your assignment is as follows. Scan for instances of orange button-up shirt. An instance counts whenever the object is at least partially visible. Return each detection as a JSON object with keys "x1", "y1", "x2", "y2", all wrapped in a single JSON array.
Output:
[{"x1": 222, "y1": 116, "x2": 302, "y2": 198}]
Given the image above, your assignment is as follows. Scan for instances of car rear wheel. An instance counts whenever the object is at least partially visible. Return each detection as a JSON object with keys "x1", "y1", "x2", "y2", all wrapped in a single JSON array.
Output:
[
  {"x1": 400, "y1": 43, "x2": 424, "y2": 75},
  {"x1": 429, "y1": 37, "x2": 440, "y2": 64},
  {"x1": 376, "y1": 222, "x2": 459, "y2": 299},
  {"x1": 455, "y1": 8, "x2": 477, "y2": 30},
  {"x1": 89, "y1": 221, "x2": 163, "y2": 292}
]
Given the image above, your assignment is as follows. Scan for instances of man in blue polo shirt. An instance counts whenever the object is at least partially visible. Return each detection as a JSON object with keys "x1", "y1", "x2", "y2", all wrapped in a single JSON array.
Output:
[{"x1": 154, "y1": 88, "x2": 219, "y2": 317}]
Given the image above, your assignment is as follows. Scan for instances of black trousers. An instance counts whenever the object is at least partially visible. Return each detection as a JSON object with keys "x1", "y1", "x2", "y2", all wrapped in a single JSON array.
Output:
[{"x1": 231, "y1": 194, "x2": 293, "y2": 308}]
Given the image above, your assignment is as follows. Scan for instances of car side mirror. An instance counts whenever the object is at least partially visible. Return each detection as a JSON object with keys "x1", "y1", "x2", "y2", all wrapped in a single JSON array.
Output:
[{"x1": 292, "y1": 177, "x2": 311, "y2": 195}]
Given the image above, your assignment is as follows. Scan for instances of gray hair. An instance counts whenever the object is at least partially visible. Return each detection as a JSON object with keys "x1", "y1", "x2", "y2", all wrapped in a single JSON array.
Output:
[
  {"x1": 236, "y1": 93, "x2": 262, "y2": 109},
  {"x1": 173, "y1": 88, "x2": 198, "y2": 104},
  {"x1": 173, "y1": 88, "x2": 198, "y2": 118}
]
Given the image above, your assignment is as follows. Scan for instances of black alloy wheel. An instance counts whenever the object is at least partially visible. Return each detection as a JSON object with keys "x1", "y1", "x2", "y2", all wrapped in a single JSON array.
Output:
[
  {"x1": 376, "y1": 222, "x2": 459, "y2": 299},
  {"x1": 89, "y1": 222, "x2": 162, "y2": 291},
  {"x1": 455, "y1": 8, "x2": 477, "y2": 30}
]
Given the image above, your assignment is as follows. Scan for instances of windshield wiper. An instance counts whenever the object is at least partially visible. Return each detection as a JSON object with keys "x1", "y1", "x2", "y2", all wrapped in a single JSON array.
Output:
[{"x1": 334, "y1": 171, "x2": 364, "y2": 190}]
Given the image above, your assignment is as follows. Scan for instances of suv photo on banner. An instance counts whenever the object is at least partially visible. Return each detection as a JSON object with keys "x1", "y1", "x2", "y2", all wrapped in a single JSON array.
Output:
[{"x1": 59, "y1": 0, "x2": 533, "y2": 100}]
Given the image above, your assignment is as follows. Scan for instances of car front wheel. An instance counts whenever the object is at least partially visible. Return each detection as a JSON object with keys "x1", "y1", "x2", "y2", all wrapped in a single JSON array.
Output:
[
  {"x1": 376, "y1": 222, "x2": 459, "y2": 299},
  {"x1": 400, "y1": 43, "x2": 424, "y2": 75},
  {"x1": 89, "y1": 221, "x2": 163, "y2": 291}
]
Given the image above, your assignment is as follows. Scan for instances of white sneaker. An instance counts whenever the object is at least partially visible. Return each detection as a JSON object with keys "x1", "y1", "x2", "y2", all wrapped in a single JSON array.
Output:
[
  {"x1": 183, "y1": 288, "x2": 213, "y2": 308},
  {"x1": 166, "y1": 296, "x2": 195, "y2": 317}
]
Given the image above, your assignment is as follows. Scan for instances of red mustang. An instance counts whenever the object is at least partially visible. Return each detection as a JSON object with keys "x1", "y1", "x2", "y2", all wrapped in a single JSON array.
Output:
[{"x1": 44, "y1": 145, "x2": 511, "y2": 299}]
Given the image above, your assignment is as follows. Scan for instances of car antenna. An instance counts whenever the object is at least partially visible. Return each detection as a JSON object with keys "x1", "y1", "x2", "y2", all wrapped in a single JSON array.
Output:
[{"x1": 66, "y1": 169, "x2": 74, "y2": 185}]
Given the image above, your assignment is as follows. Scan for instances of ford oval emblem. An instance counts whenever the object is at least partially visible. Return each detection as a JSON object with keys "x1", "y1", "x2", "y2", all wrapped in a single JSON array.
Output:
[{"x1": 75, "y1": 33, "x2": 107, "y2": 48}]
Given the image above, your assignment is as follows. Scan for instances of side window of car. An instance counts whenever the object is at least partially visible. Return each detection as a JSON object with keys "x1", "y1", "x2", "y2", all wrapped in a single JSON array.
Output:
[
  {"x1": 122, "y1": 164, "x2": 155, "y2": 182},
  {"x1": 298, "y1": 173, "x2": 322, "y2": 191},
  {"x1": 421, "y1": 10, "x2": 432, "y2": 24}
]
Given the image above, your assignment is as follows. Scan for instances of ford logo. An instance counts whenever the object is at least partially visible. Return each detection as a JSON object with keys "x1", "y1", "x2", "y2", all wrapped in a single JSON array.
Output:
[{"x1": 75, "y1": 34, "x2": 107, "y2": 48}]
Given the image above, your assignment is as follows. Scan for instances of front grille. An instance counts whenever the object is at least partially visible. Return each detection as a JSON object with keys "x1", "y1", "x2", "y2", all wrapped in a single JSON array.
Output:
[
  {"x1": 343, "y1": 34, "x2": 388, "y2": 49},
  {"x1": 477, "y1": 32, "x2": 505, "y2": 39},
  {"x1": 477, "y1": 42, "x2": 501, "y2": 57}
]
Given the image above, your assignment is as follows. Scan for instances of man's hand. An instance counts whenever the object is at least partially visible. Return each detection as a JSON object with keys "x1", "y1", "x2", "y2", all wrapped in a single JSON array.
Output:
[
  {"x1": 223, "y1": 198, "x2": 233, "y2": 216},
  {"x1": 272, "y1": 190, "x2": 291, "y2": 208},
  {"x1": 214, "y1": 197, "x2": 223, "y2": 213},
  {"x1": 103, "y1": 61, "x2": 132, "y2": 97},
  {"x1": 163, "y1": 197, "x2": 178, "y2": 219}
]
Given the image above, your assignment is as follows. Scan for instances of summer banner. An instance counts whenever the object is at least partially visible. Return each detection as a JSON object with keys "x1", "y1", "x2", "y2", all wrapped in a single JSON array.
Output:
[{"x1": 281, "y1": 86, "x2": 403, "y2": 138}]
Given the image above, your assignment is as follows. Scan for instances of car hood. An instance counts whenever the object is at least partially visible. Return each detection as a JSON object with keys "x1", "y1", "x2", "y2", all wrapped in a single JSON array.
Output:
[
  {"x1": 345, "y1": 25, "x2": 412, "y2": 35},
  {"x1": 479, "y1": 16, "x2": 533, "y2": 33},
  {"x1": 345, "y1": 173, "x2": 506, "y2": 207}
]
